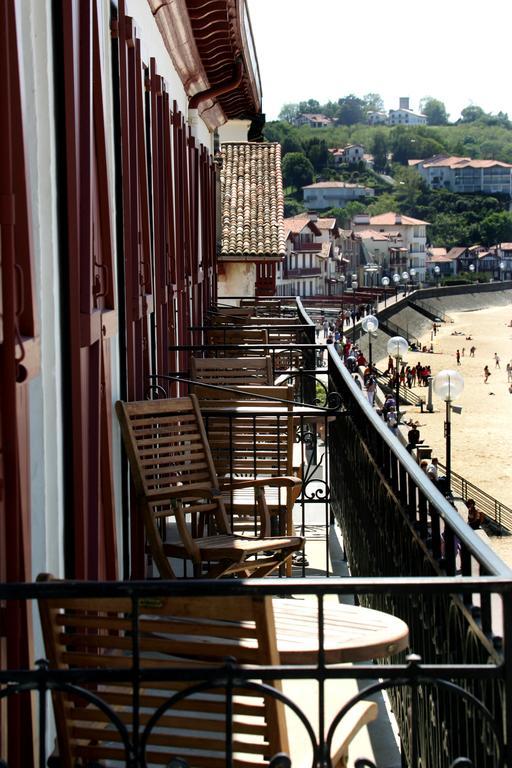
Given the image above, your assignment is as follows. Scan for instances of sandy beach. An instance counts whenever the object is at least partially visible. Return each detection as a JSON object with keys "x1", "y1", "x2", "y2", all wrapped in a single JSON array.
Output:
[{"x1": 376, "y1": 302, "x2": 512, "y2": 509}]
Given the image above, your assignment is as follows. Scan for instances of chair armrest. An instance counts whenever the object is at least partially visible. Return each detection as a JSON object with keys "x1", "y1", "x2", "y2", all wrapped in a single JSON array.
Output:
[
  {"x1": 330, "y1": 700, "x2": 378, "y2": 768},
  {"x1": 146, "y1": 485, "x2": 217, "y2": 503},
  {"x1": 220, "y1": 476, "x2": 302, "y2": 492}
]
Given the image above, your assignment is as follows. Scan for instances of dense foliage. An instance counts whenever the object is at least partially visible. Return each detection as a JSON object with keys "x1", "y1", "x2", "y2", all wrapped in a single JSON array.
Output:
[{"x1": 266, "y1": 116, "x2": 512, "y2": 247}]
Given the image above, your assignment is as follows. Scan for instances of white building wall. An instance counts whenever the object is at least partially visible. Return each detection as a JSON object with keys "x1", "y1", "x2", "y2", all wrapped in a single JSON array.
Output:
[{"x1": 17, "y1": 0, "x2": 216, "y2": 585}]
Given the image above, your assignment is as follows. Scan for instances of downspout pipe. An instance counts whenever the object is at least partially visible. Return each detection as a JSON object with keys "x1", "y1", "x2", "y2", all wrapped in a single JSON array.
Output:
[{"x1": 188, "y1": 59, "x2": 244, "y2": 130}]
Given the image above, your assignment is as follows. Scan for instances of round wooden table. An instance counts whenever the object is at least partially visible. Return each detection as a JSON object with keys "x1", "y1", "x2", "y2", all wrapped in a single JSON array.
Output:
[{"x1": 272, "y1": 598, "x2": 409, "y2": 664}]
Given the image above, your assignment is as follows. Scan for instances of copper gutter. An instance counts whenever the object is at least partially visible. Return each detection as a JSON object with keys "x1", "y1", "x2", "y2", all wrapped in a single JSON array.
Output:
[{"x1": 189, "y1": 58, "x2": 243, "y2": 109}]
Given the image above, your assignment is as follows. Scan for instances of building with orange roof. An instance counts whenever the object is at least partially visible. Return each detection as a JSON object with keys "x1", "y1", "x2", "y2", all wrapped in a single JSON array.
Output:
[
  {"x1": 411, "y1": 155, "x2": 512, "y2": 195},
  {"x1": 351, "y1": 212, "x2": 429, "y2": 279}
]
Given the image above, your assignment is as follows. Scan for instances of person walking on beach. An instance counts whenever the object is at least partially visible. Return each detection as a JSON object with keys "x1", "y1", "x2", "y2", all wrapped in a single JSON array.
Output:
[
  {"x1": 470, "y1": 346, "x2": 476, "y2": 357},
  {"x1": 484, "y1": 365, "x2": 491, "y2": 383},
  {"x1": 456, "y1": 349, "x2": 461, "y2": 366},
  {"x1": 494, "y1": 353, "x2": 500, "y2": 369},
  {"x1": 507, "y1": 361, "x2": 512, "y2": 383}
]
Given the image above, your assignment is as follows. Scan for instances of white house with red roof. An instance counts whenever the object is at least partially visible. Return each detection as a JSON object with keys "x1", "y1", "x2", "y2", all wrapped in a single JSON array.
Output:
[
  {"x1": 293, "y1": 113, "x2": 333, "y2": 128},
  {"x1": 351, "y1": 212, "x2": 429, "y2": 279},
  {"x1": 410, "y1": 155, "x2": 512, "y2": 195}
]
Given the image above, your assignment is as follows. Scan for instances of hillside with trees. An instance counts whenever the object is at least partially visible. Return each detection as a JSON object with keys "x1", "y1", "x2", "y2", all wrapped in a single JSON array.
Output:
[{"x1": 266, "y1": 95, "x2": 512, "y2": 247}]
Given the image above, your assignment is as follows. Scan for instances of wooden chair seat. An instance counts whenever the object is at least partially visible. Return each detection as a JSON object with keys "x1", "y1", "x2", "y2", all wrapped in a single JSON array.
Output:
[
  {"x1": 38, "y1": 577, "x2": 378, "y2": 768},
  {"x1": 116, "y1": 395, "x2": 303, "y2": 578}
]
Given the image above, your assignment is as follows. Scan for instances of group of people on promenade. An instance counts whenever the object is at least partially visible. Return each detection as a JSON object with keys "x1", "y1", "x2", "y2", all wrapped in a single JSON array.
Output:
[
  {"x1": 384, "y1": 356, "x2": 432, "y2": 389},
  {"x1": 321, "y1": 315, "x2": 490, "y2": 535}
]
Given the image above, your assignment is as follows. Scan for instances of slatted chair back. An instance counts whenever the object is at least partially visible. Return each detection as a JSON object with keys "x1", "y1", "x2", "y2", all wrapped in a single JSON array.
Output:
[
  {"x1": 197, "y1": 386, "x2": 301, "y2": 559},
  {"x1": 37, "y1": 576, "x2": 288, "y2": 768},
  {"x1": 205, "y1": 327, "x2": 268, "y2": 354},
  {"x1": 115, "y1": 395, "x2": 303, "y2": 578},
  {"x1": 190, "y1": 356, "x2": 274, "y2": 389}
]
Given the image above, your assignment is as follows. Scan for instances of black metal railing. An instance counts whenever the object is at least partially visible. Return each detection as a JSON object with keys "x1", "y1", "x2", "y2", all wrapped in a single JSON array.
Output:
[
  {"x1": 437, "y1": 460, "x2": 512, "y2": 534},
  {"x1": 374, "y1": 368, "x2": 426, "y2": 408},
  {"x1": 326, "y1": 343, "x2": 512, "y2": 767},
  {"x1": 409, "y1": 298, "x2": 454, "y2": 323},
  {"x1": 377, "y1": 317, "x2": 421, "y2": 346},
  {"x1": 1, "y1": 577, "x2": 511, "y2": 768}
]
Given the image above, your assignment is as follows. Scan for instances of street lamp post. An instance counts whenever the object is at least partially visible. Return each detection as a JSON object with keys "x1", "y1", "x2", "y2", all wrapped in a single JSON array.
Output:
[
  {"x1": 381, "y1": 276, "x2": 390, "y2": 307},
  {"x1": 433, "y1": 370, "x2": 464, "y2": 495},
  {"x1": 392, "y1": 272, "x2": 400, "y2": 301},
  {"x1": 500, "y1": 260, "x2": 506, "y2": 281},
  {"x1": 401, "y1": 270, "x2": 409, "y2": 296},
  {"x1": 339, "y1": 274, "x2": 346, "y2": 336},
  {"x1": 362, "y1": 315, "x2": 379, "y2": 368},
  {"x1": 434, "y1": 265, "x2": 440, "y2": 288},
  {"x1": 409, "y1": 268, "x2": 416, "y2": 291},
  {"x1": 469, "y1": 263, "x2": 475, "y2": 280},
  {"x1": 387, "y1": 335, "x2": 408, "y2": 422},
  {"x1": 351, "y1": 279, "x2": 358, "y2": 344}
]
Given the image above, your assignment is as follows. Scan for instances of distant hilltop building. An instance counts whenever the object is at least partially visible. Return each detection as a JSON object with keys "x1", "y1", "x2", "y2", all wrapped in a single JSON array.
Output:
[
  {"x1": 293, "y1": 113, "x2": 333, "y2": 128},
  {"x1": 409, "y1": 155, "x2": 512, "y2": 195},
  {"x1": 302, "y1": 181, "x2": 375, "y2": 209},
  {"x1": 328, "y1": 144, "x2": 374, "y2": 168},
  {"x1": 368, "y1": 97, "x2": 427, "y2": 126}
]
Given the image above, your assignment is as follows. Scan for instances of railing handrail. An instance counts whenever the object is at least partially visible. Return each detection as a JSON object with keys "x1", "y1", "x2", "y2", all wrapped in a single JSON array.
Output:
[
  {"x1": 378, "y1": 317, "x2": 421, "y2": 346},
  {"x1": 149, "y1": 373, "x2": 338, "y2": 413},
  {"x1": 1, "y1": 575, "x2": 510, "y2": 601},
  {"x1": 326, "y1": 344, "x2": 512, "y2": 577},
  {"x1": 437, "y1": 460, "x2": 512, "y2": 532},
  {"x1": 374, "y1": 369, "x2": 426, "y2": 407},
  {"x1": 410, "y1": 297, "x2": 454, "y2": 323}
]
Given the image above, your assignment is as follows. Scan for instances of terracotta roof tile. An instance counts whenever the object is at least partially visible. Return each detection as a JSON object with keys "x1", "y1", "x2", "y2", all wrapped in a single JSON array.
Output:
[
  {"x1": 219, "y1": 142, "x2": 285, "y2": 260},
  {"x1": 369, "y1": 212, "x2": 429, "y2": 226},
  {"x1": 315, "y1": 218, "x2": 337, "y2": 229},
  {"x1": 355, "y1": 229, "x2": 391, "y2": 241}
]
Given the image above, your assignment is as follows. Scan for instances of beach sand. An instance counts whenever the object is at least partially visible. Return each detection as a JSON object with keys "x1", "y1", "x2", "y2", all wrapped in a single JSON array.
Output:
[{"x1": 376, "y1": 303, "x2": 512, "y2": 510}]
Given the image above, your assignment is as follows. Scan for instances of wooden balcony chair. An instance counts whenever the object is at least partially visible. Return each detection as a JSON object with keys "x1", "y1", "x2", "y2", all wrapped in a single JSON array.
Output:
[
  {"x1": 115, "y1": 395, "x2": 303, "y2": 579},
  {"x1": 205, "y1": 327, "x2": 268, "y2": 355},
  {"x1": 190, "y1": 355, "x2": 274, "y2": 388},
  {"x1": 193, "y1": 384, "x2": 302, "y2": 532},
  {"x1": 38, "y1": 576, "x2": 378, "y2": 768}
]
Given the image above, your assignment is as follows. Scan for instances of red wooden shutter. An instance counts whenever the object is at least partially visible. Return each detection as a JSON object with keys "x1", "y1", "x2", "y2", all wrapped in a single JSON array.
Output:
[
  {"x1": 0, "y1": 1, "x2": 39, "y2": 763},
  {"x1": 57, "y1": 0, "x2": 117, "y2": 581}
]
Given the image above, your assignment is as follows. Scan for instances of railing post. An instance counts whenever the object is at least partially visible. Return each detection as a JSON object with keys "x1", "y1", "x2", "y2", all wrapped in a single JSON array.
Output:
[{"x1": 426, "y1": 376, "x2": 434, "y2": 412}]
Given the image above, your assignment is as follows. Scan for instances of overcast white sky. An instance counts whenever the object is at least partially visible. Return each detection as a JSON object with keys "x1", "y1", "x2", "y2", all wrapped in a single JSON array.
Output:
[{"x1": 246, "y1": 0, "x2": 511, "y2": 122}]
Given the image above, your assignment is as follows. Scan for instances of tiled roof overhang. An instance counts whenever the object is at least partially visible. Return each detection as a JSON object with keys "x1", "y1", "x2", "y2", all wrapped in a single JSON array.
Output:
[
  {"x1": 148, "y1": 0, "x2": 262, "y2": 129},
  {"x1": 219, "y1": 142, "x2": 286, "y2": 261}
]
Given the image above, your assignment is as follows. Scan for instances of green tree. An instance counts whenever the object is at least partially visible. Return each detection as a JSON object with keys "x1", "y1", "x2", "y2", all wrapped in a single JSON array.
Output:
[
  {"x1": 336, "y1": 95, "x2": 365, "y2": 126},
  {"x1": 278, "y1": 103, "x2": 300, "y2": 123},
  {"x1": 479, "y1": 211, "x2": 512, "y2": 245},
  {"x1": 304, "y1": 137, "x2": 329, "y2": 172},
  {"x1": 282, "y1": 152, "x2": 315, "y2": 191},
  {"x1": 281, "y1": 133, "x2": 304, "y2": 156},
  {"x1": 394, "y1": 167, "x2": 429, "y2": 210},
  {"x1": 459, "y1": 105, "x2": 486, "y2": 123},
  {"x1": 297, "y1": 99, "x2": 321, "y2": 114},
  {"x1": 420, "y1": 97, "x2": 449, "y2": 125},
  {"x1": 362, "y1": 93, "x2": 384, "y2": 114},
  {"x1": 371, "y1": 133, "x2": 388, "y2": 171}
]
